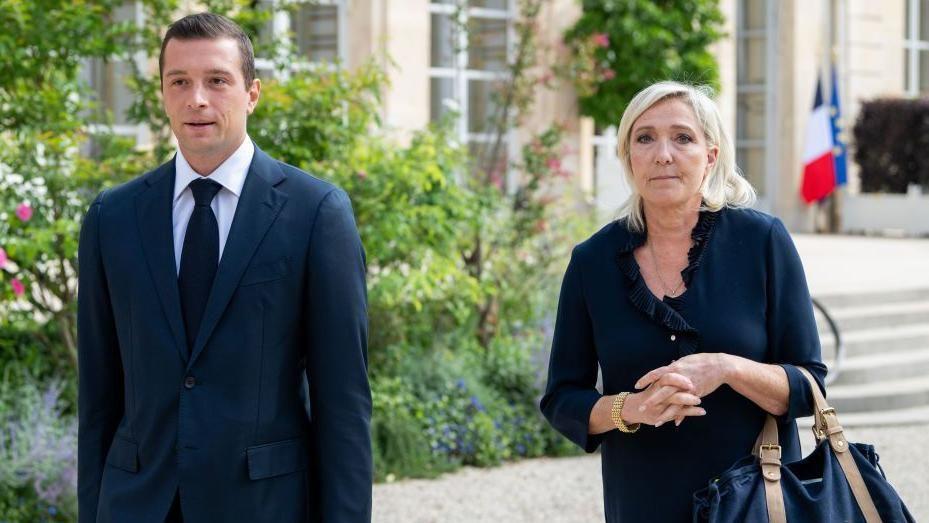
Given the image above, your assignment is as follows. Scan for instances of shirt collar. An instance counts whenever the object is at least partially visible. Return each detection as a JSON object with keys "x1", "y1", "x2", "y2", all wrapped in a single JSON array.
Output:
[{"x1": 173, "y1": 137, "x2": 255, "y2": 203}]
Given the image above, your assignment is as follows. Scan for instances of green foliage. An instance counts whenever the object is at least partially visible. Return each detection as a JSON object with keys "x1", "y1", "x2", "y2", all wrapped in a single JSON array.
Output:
[
  {"x1": 562, "y1": 0, "x2": 726, "y2": 128},
  {"x1": 1, "y1": 0, "x2": 591, "y2": 493}
]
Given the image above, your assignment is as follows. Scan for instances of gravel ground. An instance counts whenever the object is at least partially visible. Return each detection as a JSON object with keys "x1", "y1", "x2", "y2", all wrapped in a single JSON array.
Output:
[{"x1": 373, "y1": 423, "x2": 928, "y2": 522}]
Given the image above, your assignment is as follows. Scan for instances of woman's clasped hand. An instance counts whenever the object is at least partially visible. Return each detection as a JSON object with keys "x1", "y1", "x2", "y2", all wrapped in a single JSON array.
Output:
[{"x1": 628, "y1": 353, "x2": 731, "y2": 427}]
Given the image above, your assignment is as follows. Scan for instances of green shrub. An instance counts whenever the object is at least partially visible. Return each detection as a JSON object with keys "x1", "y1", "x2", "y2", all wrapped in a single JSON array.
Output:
[
  {"x1": 562, "y1": 0, "x2": 725, "y2": 128},
  {"x1": 852, "y1": 98, "x2": 929, "y2": 193},
  {"x1": 0, "y1": 376, "x2": 77, "y2": 522}
]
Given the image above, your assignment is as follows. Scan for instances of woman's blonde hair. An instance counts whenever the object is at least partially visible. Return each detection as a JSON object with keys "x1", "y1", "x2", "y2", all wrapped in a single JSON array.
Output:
[{"x1": 615, "y1": 81, "x2": 756, "y2": 232}]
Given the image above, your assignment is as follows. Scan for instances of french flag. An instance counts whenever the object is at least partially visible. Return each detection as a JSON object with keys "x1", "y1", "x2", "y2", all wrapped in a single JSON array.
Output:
[{"x1": 801, "y1": 78, "x2": 837, "y2": 203}]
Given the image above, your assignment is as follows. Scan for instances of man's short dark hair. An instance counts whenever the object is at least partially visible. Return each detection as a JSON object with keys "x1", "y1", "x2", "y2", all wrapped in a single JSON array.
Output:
[{"x1": 159, "y1": 12, "x2": 257, "y2": 89}]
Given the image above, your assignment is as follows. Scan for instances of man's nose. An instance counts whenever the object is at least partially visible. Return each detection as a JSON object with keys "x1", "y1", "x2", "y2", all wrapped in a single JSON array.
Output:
[{"x1": 186, "y1": 84, "x2": 208, "y2": 109}]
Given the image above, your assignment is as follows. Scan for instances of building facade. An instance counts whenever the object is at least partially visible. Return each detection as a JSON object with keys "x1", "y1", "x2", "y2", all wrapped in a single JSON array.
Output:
[{"x1": 88, "y1": 0, "x2": 929, "y2": 234}]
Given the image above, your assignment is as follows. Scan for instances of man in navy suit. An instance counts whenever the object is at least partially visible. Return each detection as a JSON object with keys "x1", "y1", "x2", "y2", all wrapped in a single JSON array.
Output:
[{"x1": 77, "y1": 13, "x2": 371, "y2": 523}]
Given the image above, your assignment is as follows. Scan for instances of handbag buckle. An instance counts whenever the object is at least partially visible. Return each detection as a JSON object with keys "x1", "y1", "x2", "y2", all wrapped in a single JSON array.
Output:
[
  {"x1": 813, "y1": 407, "x2": 839, "y2": 441},
  {"x1": 759, "y1": 444, "x2": 781, "y2": 459}
]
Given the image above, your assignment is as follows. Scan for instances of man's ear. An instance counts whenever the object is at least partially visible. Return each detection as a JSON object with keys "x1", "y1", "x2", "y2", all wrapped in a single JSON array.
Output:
[{"x1": 246, "y1": 78, "x2": 261, "y2": 115}]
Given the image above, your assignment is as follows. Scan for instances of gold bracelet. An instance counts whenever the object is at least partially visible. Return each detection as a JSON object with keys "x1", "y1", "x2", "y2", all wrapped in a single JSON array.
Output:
[{"x1": 610, "y1": 392, "x2": 641, "y2": 433}]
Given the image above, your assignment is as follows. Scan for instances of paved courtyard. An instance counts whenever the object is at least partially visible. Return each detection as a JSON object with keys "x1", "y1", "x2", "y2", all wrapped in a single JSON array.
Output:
[{"x1": 373, "y1": 422, "x2": 928, "y2": 522}]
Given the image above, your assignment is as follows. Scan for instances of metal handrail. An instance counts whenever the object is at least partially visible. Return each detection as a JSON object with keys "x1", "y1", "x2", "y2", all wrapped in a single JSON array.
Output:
[{"x1": 812, "y1": 297, "x2": 844, "y2": 385}]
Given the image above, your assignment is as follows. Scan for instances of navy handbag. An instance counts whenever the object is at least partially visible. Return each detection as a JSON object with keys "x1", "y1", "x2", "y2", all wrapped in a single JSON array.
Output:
[{"x1": 693, "y1": 368, "x2": 914, "y2": 523}]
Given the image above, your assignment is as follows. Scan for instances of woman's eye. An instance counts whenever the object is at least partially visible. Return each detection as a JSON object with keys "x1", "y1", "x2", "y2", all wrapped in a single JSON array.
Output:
[
  {"x1": 676, "y1": 134, "x2": 694, "y2": 143},
  {"x1": 635, "y1": 135, "x2": 653, "y2": 144}
]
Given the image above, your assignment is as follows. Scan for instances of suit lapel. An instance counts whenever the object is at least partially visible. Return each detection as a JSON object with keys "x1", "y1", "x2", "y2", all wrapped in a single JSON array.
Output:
[
  {"x1": 188, "y1": 146, "x2": 288, "y2": 367},
  {"x1": 136, "y1": 159, "x2": 189, "y2": 364}
]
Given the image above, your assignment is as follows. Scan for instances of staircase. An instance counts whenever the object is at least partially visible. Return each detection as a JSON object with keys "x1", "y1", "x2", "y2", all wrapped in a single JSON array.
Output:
[{"x1": 806, "y1": 288, "x2": 929, "y2": 427}]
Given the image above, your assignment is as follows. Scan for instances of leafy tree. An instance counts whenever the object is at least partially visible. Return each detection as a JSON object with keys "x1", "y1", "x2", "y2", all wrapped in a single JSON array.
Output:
[
  {"x1": 0, "y1": 0, "x2": 153, "y2": 364},
  {"x1": 562, "y1": 0, "x2": 726, "y2": 128}
]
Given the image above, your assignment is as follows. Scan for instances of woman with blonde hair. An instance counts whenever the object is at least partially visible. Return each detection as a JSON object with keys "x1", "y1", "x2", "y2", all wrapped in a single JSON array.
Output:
[{"x1": 540, "y1": 81, "x2": 826, "y2": 522}]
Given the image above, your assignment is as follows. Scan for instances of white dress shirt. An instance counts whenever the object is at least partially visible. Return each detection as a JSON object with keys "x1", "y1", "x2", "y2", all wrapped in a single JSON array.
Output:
[{"x1": 172, "y1": 138, "x2": 255, "y2": 274}]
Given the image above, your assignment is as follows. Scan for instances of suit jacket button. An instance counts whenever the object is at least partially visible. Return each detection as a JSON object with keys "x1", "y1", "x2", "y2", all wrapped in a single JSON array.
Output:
[{"x1": 184, "y1": 376, "x2": 196, "y2": 389}]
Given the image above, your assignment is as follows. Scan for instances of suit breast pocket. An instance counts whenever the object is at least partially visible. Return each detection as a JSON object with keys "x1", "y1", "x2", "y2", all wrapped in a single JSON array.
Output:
[{"x1": 239, "y1": 257, "x2": 290, "y2": 287}]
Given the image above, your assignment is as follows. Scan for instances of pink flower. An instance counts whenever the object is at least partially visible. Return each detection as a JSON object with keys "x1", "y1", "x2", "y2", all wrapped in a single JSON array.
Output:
[
  {"x1": 546, "y1": 158, "x2": 562, "y2": 172},
  {"x1": 592, "y1": 33, "x2": 610, "y2": 48},
  {"x1": 0, "y1": 247, "x2": 6, "y2": 269},
  {"x1": 356, "y1": 170, "x2": 368, "y2": 180},
  {"x1": 602, "y1": 68, "x2": 617, "y2": 80},
  {"x1": 15, "y1": 203, "x2": 33, "y2": 222},
  {"x1": 490, "y1": 171, "x2": 505, "y2": 191},
  {"x1": 11, "y1": 278, "x2": 25, "y2": 297}
]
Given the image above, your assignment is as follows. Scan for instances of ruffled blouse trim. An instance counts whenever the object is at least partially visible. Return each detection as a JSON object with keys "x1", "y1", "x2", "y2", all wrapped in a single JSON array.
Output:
[{"x1": 614, "y1": 210, "x2": 720, "y2": 357}]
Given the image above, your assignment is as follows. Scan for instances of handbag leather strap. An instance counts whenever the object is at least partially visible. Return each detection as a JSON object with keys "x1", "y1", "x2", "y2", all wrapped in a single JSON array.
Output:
[
  {"x1": 754, "y1": 415, "x2": 786, "y2": 523},
  {"x1": 751, "y1": 368, "x2": 882, "y2": 523},
  {"x1": 797, "y1": 367, "x2": 882, "y2": 523}
]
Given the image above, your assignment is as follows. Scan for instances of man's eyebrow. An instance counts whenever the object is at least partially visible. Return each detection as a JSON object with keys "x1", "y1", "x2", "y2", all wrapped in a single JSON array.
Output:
[{"x1": 163, "y1": 68, "x2": 235, "y2": 77}]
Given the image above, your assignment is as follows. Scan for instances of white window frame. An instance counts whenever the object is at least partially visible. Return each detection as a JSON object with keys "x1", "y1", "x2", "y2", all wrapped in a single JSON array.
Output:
[
  {"x1": 256, "y1": 0, "x2": 348, "y2": 76},
  {"x1": 84, "y1": 0, "x2": 148, "y2": 146},
  {"x1": 429, "y1": 1, "x2": 516, "y2": 167},
  {"x1": 735, "y1": 0, "x2": 779, "y2": 211},
  {"x1": 904, "y1": 0, "x2": 929, "y2": 96}
]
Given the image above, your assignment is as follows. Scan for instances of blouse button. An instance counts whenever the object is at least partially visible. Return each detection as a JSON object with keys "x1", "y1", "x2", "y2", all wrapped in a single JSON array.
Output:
[{"x1": 670, "y1": 334, "x2": 677, "y2": 341}]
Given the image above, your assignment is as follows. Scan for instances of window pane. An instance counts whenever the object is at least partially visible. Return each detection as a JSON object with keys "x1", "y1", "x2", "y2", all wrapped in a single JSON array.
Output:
[
  {"x1": 470, "y1": 0, "x2": 508, "y2": 8},
  {"x1": 919, "y1": 49, "x2": 929, "y2": 94},
  {"x1": 87, "y1": 59, "x2": 134, "y2": 125},
  {"x1": 907, "y1": 0, "x2": 913, "y2": 39},
  {"x1": 737, "y1": 147, "x2": 766, "y2": 197},
  {"x1": 292, "y1": 5, "x2": 339, "y2": 62},
  {"x1": 736, "y1": 92, "x2": 766, "y2": 141},
  {"x1": 905, "y1": 49, "x2": 912, "y2": 91},
  {"x1": 431, "y1": 14, "x2": 457, "y2": 68},
  {"x1": 468, "y1": 16, "x2": 508, "y2": 71},
  {"x1": 468, "y1": 80, "x2": 501, "y2": 133},
  {"x1": 742, "y1": 0, "x2": 766, "y2": 31},
  {"x1": 921, "y1": 0, "x2": 929, "y2": 40},
  {"x1": 430, "y1": 77, "x2": 456, "y2": 122},
  {"x1": 738, "y1": 36, "x2": 766, "y2": 84}
]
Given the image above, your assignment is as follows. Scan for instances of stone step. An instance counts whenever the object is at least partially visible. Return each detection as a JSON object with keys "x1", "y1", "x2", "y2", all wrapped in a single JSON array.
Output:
[
  {"x1": 797, "y1": 404, "x2": 929, "y2": 429},
  {"x1": 816, "y1": 300, "x2": 929, "y2": 333},
  {"x1": 816, "y1": 288, "x2": 929, "y2": 309},
  {"x1": 826, "y1": 347, "x2": 929, "y2": 385},
  {"x1": 826, "y1": 375, "x2": 929, "y2": 413},
  {"x1": 819, "y1": 323, "x2": 929, "y2": 357}
]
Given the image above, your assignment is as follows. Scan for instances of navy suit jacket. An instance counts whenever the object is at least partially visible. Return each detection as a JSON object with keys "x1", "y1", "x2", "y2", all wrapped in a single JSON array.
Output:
[{"x1": 77, "y1": 145, "x2": 372, "y2": 523}]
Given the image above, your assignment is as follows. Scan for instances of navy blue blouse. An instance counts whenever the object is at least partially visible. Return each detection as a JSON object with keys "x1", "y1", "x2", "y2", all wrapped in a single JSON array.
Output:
[{"x1": 540, "y1": 207, "x2": 827, "y2": 523}]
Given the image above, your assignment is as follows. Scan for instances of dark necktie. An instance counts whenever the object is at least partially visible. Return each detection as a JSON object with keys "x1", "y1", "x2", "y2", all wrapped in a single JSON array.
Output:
[{"x1": 178, "y1": 178, "x2": 222, "y2": 351}]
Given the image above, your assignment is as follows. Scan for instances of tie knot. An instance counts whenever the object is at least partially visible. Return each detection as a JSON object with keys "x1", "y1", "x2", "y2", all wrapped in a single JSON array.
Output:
[{"x1": 189, "y1": 178, "x2": 222, "y2": 207}]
